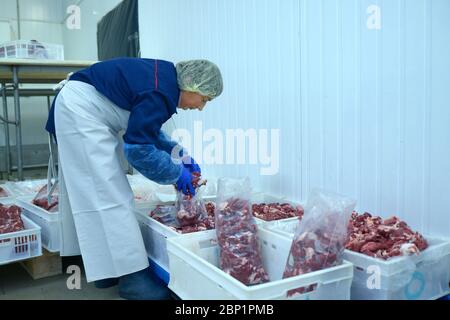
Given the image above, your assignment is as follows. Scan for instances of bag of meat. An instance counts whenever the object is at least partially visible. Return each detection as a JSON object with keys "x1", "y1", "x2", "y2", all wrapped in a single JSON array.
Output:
[
  {"x1": 215, "y1": 177, "x2": 269, "y2": 286},
  {"x1": 175, "y1": 172, "x2": 208, "y2": 227},
  {"x1": 32, "y1": 184, "x2": 59, "y2": 212},
  {"x1": 283, "y1": 189, "x2": 356, "y2": 296}
]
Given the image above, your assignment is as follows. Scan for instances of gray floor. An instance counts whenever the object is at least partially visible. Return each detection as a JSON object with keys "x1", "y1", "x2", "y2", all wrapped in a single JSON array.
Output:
[{"x1": 0, "y1": 262, "x2": 123, "y2": 300}]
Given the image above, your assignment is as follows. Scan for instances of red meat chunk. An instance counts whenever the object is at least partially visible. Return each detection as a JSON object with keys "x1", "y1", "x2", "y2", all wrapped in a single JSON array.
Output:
[
  {"x1": 0, "y1": 203, "x2": 25, "y2": 235},
  {"x1": 345, "y1": 211, "x2": 429, "y2": 260},
  {"x1": 252, "y1": 202, "x2": 304, "y2": 221}
]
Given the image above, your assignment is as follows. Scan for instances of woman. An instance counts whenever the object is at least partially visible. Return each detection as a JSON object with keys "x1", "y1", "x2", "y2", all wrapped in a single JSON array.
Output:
[{"x1": 45, "y1": 58, "x2": 223, "y2": 300}]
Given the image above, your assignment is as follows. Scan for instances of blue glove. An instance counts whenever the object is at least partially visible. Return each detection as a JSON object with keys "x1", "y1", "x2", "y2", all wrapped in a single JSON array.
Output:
[
  {"x1": 182, "y1": 156, "x2": 201, "y2": 174},
  {"x1": 176, "y1": 167, "x2": 196, "y2": 196}
]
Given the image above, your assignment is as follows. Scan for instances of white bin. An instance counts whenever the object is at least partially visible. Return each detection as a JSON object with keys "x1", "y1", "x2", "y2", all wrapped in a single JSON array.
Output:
[
  {"x1": 6, "y1": 179, "x2": 47, "y2": 196},
  {"x1": 167, "y1": 227, "x2": 353, "y2": 300},
  {"x1": 16, "y1": 196, "x2": 60, "y2": 253},
  {"x1": 343, "y1": 240, "x2": 450, "y2": 300},
  {"x1": 263, "y1": 219, "x2": 450, "y2": 300},
  {"x1": 0, "y1": 40, "x2": 64, "y2": 60},
  {"x1": 136, "y1": 193, "x2": 290, "y2": 273},
  {"x1": 0, "y1": 199, "x2": 42, "y2": 265}
]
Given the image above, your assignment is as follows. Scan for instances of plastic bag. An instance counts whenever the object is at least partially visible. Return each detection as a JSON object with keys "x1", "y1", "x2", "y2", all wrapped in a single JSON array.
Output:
[
  {"x1": 0, "y1": 187, "x2": 10, "y2": 198},
  {"x1": 32, "y1": 184, "x2": 59, "y2": 213},
  {"x1": 215, "y1": 177, "x2": 269, "y2": 286},
  {"x1": 283, "y1": 189, "x2": 356, "y2": 296}
]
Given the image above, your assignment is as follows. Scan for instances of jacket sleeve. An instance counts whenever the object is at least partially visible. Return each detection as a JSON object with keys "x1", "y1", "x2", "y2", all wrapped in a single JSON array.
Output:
[
  {"x1": 154, "y1": 130, "x2": 189, "y2": 159},
  {"x1": 123, "y1": 91, "x2": 182, "y2": 185},
  {"x1": 124, "y1": 143, "x2": 182, "y2": 185}
]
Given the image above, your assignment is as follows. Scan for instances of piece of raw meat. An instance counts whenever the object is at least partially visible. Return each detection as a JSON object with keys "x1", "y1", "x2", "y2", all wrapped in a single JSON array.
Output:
[
  {"x1": 216, "y1": 197, "x2": 269, "y2": 286},
  {"x1": 346, "y1": 212, "x2": 428, "y2": 260},
  {"x1": 0, "y1": 203, "x2": 25, "y2": 235},
  {"x1": 252, "y1": 202, "x2": 304, "y2": 221},
  {"x1": 32, "y1": 185, "x2": 58, "y2": 212}
]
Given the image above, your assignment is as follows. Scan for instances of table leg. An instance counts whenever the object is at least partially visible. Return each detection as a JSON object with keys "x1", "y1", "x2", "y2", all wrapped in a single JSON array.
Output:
[
  {"x1": 1, "y1": 83, "x2": 11, "y2": 176},
  {"x1": 12, "y1": 66, "x2": 23, "y2": 181}
]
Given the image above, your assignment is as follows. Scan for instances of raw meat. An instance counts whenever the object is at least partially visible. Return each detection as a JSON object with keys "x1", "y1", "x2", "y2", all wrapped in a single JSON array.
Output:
[
  {"x1": 149, "y1": 201, "x2": 216, "y2": 234},
  {"x1": 252, "y1": 202, "x2": 304, "y2": 221},
  {"x1": 32, "y1": 185, "x2": 58, "y2": 212},
  {"x1": 0, "y1": 187, "x2": 10, "y2": 198},
  {"x1": 216, "y1": 197, "x2": 269, "y2": 286},
  {"x1": 175, "y1": 172, "x2": 208, "y2": 227},
  {"x1": 0, "y1": 203, "x2": 25, "y2": 235},
  {"x1": 282, "y1": 190, "x2": 355, "y2": 297},
  {"x1": 346, "y1": 212, "x2": 428, "y2": 260}
]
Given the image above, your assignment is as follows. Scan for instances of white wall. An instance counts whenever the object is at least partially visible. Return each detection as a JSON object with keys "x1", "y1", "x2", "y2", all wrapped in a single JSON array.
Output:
[
  {"x1": 62, "y1": 0, "x2": 123, "y2": 60},
  {"x1": 139, "y1": 0, "x2": 450, "y2": 237}
]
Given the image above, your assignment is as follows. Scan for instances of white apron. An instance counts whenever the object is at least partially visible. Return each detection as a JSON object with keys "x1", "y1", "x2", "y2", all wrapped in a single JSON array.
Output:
[{"x1": 54, "y1": 80, "x2": 149, "y2": 282}]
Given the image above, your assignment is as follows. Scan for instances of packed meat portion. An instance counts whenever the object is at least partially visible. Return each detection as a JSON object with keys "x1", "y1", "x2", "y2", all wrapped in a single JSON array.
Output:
[
  {"x1": 346, "y1": 212, "x2": 428, "y2": 260},
  {"x1": 0, "y1": 187, "x2": 10, "y2": 198},
  {"x1": 149, "y1": 201, "x2": 216, "y2": 234},
  {"x1": 0, "y1": 203, "x2": 25, "y2": 235},
  {"x1": 175, "y1": 172, "x2": 208, "y2": 227},
  {"x1": 32, "y1": 185, "x2": 58, "y2": 212},
  {"x1": 283, "y1": 213, "x2": 348, "y2": 295},
  {"x1": 282, "y1": 190, "x2": 355, "y2": 297},
  {"x1": 252, "y1": 202, "x2": 304, "y2": 221},
  {"x1": 216, "y1": 197, "x2": 269, "y2": 286}
]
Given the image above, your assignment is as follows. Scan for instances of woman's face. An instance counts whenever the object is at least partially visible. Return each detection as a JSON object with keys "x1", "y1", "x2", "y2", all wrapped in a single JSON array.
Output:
[{"x1": 178, "y1": 91, "x2": 211, "y2": 111}]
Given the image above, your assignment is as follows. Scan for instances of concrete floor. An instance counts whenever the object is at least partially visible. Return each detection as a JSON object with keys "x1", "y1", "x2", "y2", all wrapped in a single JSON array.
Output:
[{"x1": 0, "y1": 259, "x2": 122, "y2": 300}]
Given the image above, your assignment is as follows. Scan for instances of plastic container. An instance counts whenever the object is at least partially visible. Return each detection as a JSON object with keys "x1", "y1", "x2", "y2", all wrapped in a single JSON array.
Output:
[
  {"x1": 263, "y1": 219, "x2": 450, "y2": 300},
  {"x1": 166, "y1": 227, "x2": 353, "y2": 300},
  {"x1": 0, "y1": 199, "x2": 42, "y2": 265},
  {"x1": 5, "y1": 179, "x2": 47, "y2": 196},
  {"x1": 0, "y1": 40, "x2": 64, "y2": 60},
  {"x1": 16, "y1": 195, "x2": 60, "y2": 253},
  {"x1": 343, "y1": 239, "x2": 450, "y2": 300},
  {"x1": 135, "y1": 193, "x2": 288, "y2": 274}
]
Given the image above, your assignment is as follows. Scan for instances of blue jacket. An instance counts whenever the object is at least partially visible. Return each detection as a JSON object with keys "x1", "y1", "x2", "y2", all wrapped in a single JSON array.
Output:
[{"x1": 46, "y1": 58, "x2": 183, "y2": 184}]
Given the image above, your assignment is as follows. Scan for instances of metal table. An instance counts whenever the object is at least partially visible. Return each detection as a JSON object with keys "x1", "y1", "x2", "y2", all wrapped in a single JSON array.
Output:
[{"x1": 0, "y1": 59, "x2": 95, "y2": 180}]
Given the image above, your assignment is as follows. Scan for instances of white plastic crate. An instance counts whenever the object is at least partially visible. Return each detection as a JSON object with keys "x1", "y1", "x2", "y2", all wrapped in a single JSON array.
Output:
[
  {"x1": 136, "y1": 193, "x2": 290, "y2": 273},
  {"x1": 263, "y1": 219, "x2": 450, "y2": 300},
  {"x1": 5, "y1": 179, "x2": 47, "y2": 196},
  {"x1": 167, "y1": 227, "x2": 353, "y2": 300},
  {"x1": 0, "y1": 40, "x2": 64, "y2": 60},
  {"x1": 16, "y1": 195, "x2": 60, "y2": 253},
  {"x1": 343, "y1": 239, "x2": 450, "y2": 300},
  {"x1": 0, "y1": 199, "x2": 42, "y2": 265}
]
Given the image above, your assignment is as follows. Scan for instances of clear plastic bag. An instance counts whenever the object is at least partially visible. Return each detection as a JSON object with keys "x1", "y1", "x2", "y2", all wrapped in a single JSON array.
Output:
[
  {"x1": 215, "y1": 177, "x2": 269, "y2": 286},
  {"x1": 283, "y1": 189, "x2": 356, "y2": 296},
  {"x1": 32, "y1": 184, "x2": 59, "y2": 213},
  {"x1": 0, "y1": 187, "x2": 10, "y2": 198},
  {"x1": 175, "y1": 187, "x2": 208, "y2": 227}
]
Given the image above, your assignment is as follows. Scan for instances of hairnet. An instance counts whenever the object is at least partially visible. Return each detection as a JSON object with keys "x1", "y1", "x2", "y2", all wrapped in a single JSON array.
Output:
[{"x1": 176, "y1": 60, "x2": 223, "y2": 99}]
